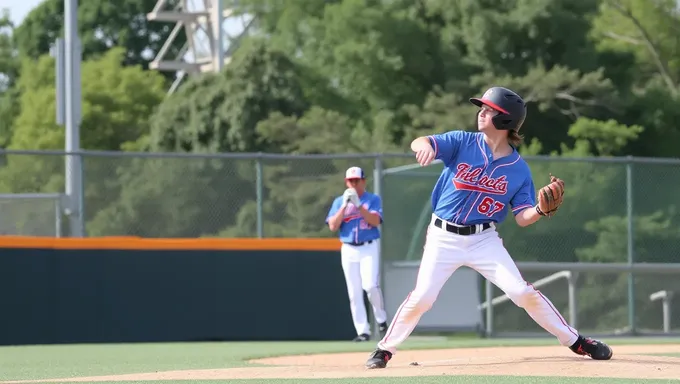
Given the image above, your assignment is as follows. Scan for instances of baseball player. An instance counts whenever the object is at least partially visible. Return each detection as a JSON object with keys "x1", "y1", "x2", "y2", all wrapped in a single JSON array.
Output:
[
  {"x1": 365, "y1": 87, "x2": 613, "y2": 368},
  {"x1": 326, "y1": 166, "x2": 389, "y2": 342}
]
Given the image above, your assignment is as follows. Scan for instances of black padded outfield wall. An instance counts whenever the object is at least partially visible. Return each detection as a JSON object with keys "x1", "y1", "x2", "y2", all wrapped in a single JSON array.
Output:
[{"x1": 0, "y1": 242, "x2": 357, "y2": 345}]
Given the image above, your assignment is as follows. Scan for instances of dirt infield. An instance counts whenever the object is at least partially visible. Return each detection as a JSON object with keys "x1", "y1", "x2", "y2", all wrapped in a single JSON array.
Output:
[{"x1": 4, "y1": 344, "x2": 680, "y2": 382}]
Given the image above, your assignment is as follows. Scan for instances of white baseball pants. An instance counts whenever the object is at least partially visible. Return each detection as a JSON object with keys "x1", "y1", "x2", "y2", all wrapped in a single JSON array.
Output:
[
  {"x1": 378, "y1": 215, "x2": 580, "y2": 354},
  {"x1": 341, "y1": 241, "x2": 388, "y2": 336}
]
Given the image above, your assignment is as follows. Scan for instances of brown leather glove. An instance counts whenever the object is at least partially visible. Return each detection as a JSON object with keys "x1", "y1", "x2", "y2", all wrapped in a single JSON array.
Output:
[{"x1": 536, "y1": 174, "x2": 565, "y2": 217}]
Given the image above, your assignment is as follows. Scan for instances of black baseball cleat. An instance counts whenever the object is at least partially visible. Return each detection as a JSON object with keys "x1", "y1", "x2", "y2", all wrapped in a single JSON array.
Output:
[
  {"x1": 353, "y1": 333, "x2": 370, "y2": 342},
  {"x1": 365, "y1": 349, "x2": 392, "y2": 369},
  {"x1": 569, "y1": 336, "x2": 613, "y2": 360}
]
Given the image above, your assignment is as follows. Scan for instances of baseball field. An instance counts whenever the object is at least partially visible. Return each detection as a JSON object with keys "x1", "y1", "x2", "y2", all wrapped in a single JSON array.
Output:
[{"x1": 2, "y1": 336, "x2": 680, "y2": 383}]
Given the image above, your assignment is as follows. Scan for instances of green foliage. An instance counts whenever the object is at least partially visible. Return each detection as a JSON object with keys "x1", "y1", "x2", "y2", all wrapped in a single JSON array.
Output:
[
  {"x1": 0, "y1": 47, "x2": 168, "y2": 238},
  {"x1": 0, "y1": 9, "x2": 17, "y2": 91},
  {"x1": 590, "y1": 0, "x2": 680, "y2": 92},
  {"x1": 10, "y1": 47, "x2": 166, "y2": 151},
  {"x1": 85, "y1": 156, "x2": 251, "y2": 237},
  {"x1": 146, "y1": 37, "x2": 309, "y2": 153},
  {"x1": 566, "y1": 117, "x2": 644, "y2": 156},
  {"x1": 0, "y1": 9, "x2": 18, "y2": 148},
  {"x1": 12, "y1": 0, "x2": 185, "y2": 70}
]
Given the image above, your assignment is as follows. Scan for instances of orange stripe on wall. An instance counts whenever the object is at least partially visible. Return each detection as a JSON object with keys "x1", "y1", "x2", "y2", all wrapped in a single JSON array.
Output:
[{"x1": 0, "y1": 236, "x2": 342, "y2": 251}]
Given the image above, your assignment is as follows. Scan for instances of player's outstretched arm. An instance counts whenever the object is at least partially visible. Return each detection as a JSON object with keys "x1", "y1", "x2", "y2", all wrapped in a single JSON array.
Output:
[
  {"x1": 410, "y1": 137, "x2": 435, "y2": 166},
  {"x1": 515, "y1": 206, "x2": 542, "y2": 227}
]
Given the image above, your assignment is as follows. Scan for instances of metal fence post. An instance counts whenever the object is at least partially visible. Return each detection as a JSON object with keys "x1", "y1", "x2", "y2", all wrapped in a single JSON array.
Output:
[
  {"x1": 64, "y1": 0, "x2": 84, "y2": 237},
  {"x1": 567, "y1": 272, "x2": 578, "y2": 330},
  {"x1": 373, "y1": 154, "x2": 384, "y2": 341},
  {"x1": 373, "y1": 154, "x2": 383, "y2": 198},
  {"x1": 485, "y1": 278, "x2": 493, "y2": 337},
  {"x1": 626, "y1": 156, "x2": 636, "y2": 334},
  {"x1": 55, "y1": 197, "x2": 62, "y2": 238},
  {"x1": 255, "y1": 154, "x2": 264, "y2": 238},
  {"x1": 79, "y1": 152, "x2": 86, "y2": 236}
]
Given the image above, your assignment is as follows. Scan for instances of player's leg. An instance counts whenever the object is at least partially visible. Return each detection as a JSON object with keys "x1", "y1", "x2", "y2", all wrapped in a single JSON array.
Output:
[
  {"x1": 358, "y1": 241, "x2": 388, "y2": 333},
  {"x1": 340, "y1": 244, "x2": 371, "y2": 341},
  {"x1": 366, "y1": 225, "x2": 463, "y2": 368},
  {"x1": 468, "y1": 231, "x2": 613, "y2": 360}
]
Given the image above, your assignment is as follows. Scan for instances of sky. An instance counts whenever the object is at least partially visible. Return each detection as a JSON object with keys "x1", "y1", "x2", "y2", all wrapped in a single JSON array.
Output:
[
  {"x1": 3, "y1": 0, "x2": 253, "y2": 69},
  {"x1": 4, "y1": 0, "x2": 44, "y2": 25}
]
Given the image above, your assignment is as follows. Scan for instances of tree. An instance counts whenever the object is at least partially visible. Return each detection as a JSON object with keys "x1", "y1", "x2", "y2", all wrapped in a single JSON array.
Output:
[
  {"x1": 13, "y1": 0, "x2": 185, "y2": 71},
  {"x1": 228, "y1": 0, "x2": 642, "y2": 161},
  {"x1": 214, "y1": 106, "x2": 407, "y2": 238},
  {"x1": 87, "y1": 37, "x2": 315, "y2": 237},
  {"x1": 0, "y1": 47, "x2": 168, "y2": 239},
  {"x1": 590, "y1": 0, "x2": 680, "y2": 95},
  {"x1": 146, "y1": 37, "x2": 310, "y2": 153},
  {"x1": 0, "y1": 9, "x2": 19, "y2": 148},
  {"x1": 0, "y1": 9, "x2": 17, "y2": 91},
  {"x1": 589, "y1": 0, "x2": 680, "y2": 158},
  {"x1": 9, "y1": 47, "x2": 166, "y2": 151}
]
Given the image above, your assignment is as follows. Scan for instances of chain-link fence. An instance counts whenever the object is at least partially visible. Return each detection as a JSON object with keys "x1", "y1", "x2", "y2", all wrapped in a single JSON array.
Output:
[
  {"x1": 0, "y1": 150, "x2": 415, "y2": 239},
  {"x1": 0, "y1": 193, "x2": 64, "y2": 236},
  {"x1": 381, "y1": 157, "x2": 680, "y2": 265},
  {"x1": 0, "y1": 150, "x2": 678, "y2": 261},
  {"x1": 1, "y1": 149, "x2": 679, "y2": 335}
]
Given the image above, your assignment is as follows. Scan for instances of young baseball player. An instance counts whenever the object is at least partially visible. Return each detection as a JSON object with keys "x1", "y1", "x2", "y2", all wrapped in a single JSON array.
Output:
[
  {"x1": 326, "y1": 167, "x2": 389, "y2": 341},
  {"x1": 365, "y1": 87, "x2": 613, "y2": 368}
]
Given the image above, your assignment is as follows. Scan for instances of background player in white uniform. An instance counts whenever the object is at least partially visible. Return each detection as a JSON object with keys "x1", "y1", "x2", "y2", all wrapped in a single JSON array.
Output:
[
  {"x1": 327, "y1": 167, "x2": 389, "y2": 341},
  {"x1": 365, "y1": 87, "x2": 613, "y2": 368}
]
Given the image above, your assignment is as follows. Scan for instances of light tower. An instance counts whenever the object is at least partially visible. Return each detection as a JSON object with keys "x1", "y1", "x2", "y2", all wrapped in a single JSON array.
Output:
[{"x1": 146, "y1": 0, "x2": 255, "y2": 93}]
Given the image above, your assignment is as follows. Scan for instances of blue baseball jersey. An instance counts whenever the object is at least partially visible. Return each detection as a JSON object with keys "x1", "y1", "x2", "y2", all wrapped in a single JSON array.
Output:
[
  {"x1": 427, "y1": 130, "x2": 536, "y2": 225},
  {"x1": 326, "y1": 192, "x2": 383, "y2": 244}
]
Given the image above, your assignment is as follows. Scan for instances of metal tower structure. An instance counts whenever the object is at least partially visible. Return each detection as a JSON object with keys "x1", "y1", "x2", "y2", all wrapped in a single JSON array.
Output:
[{"x1": 146, "y1": 0, "x2": 255, "y2": 93}]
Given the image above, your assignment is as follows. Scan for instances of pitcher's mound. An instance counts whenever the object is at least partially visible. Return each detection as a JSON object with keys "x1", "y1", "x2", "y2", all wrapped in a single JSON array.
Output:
[{"x1": 4, "y1": 344, "x2": 680, "y2": 382}]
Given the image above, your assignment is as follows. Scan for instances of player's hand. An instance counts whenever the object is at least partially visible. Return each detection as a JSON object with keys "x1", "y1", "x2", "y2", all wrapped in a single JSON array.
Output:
[
  {"x1": 415, "y1": 147, "x2": 436, "y2": 166},
  {"x1": 343, "y1": 188, "x2": 355, "y2": 206},
  {"x1": 342, "y1": 188, "x2": 352, "y2": 205},
  {"x1": 350, "y1": 193, "x2": 360, "y2": 207},
  {"x1": 345, "y1": 188, "x2": 360, "y2": 206}
]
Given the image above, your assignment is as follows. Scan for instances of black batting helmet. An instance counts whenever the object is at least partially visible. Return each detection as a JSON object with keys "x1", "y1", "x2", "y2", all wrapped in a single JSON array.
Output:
[{"x1": 469, "y1": 86, "x2": 527, "y2": 131}]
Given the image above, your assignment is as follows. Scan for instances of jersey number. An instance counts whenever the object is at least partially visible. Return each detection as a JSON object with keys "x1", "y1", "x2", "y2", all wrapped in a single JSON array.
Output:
[
  {"x1": 359, "y1": 220, "x2": 371, "y2": 230},
  {"x1": 477, "y1": 197, "x2": 505, "y2": 217}
]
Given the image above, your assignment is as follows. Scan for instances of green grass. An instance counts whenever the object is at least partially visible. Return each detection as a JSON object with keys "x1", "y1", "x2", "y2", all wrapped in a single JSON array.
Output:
[{"x1": 2, "y1": 337, "x2": 680, "y2": 384}]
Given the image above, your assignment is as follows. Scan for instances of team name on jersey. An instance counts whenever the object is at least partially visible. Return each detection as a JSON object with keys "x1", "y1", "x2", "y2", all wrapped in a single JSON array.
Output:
[{"x1": 453, "y1": 163, "x2": 508, "y2": 195}]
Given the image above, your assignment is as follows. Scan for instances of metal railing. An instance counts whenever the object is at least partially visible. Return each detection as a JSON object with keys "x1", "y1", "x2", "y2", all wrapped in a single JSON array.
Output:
[
  {"x1": 480, "y1": 270, "x2": 577, "y2": 337},
  {"x1": 650, "y1": 290, "x2": 673, "y2": 333},
  {"x1": 482, "y1": 262, "x2": 680, "y2": 338}
]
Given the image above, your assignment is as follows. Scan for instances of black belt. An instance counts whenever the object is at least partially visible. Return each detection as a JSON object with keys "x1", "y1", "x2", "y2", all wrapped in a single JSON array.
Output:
[
  {"x1": 345, "y1": 240, "x2": 374, "y2": 246},
  {"x1": 434, "y1": 218, "x2": 491, "y2": 236}
]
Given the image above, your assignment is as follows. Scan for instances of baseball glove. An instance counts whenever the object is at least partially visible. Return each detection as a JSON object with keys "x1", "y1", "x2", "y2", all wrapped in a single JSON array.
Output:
[
  {"x1": 343, "y1": 188, "x2": 360, "y2": 206},
  {"x1": 536, "y1": 174, "x2": 565, "y2": 217}
]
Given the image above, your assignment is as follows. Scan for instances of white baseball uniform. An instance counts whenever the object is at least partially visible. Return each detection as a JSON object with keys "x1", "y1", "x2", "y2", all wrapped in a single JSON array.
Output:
[
  {"x1": 326, "y1": 167, "x2": 388, "y2": 339},
  {"x1": 377, "y1": 131, "x2": 581, "y2": 354}
]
